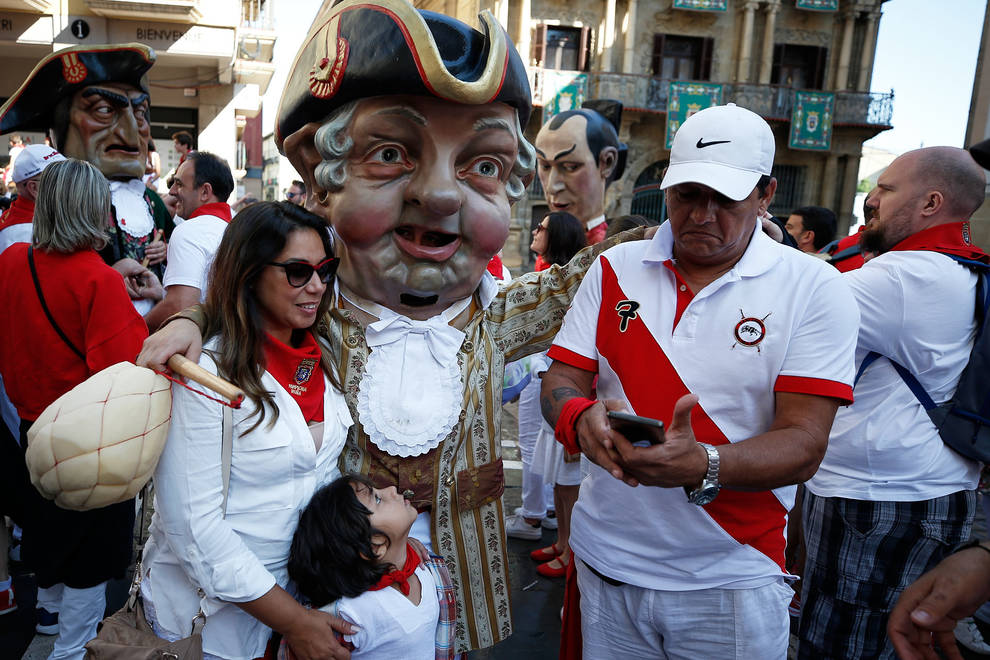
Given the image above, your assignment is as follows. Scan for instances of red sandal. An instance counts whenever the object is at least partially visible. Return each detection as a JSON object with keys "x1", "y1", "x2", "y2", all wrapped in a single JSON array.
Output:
[
  {"x1": 537, "y1": 555, "x2": 570, "y2": 579},
  {"x1": 530, "y1": 543, "x2": 562, "y2": 562}
]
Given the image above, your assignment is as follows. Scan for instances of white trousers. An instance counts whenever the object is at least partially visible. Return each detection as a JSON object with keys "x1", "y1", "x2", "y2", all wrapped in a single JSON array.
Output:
[
  {"x1": 576, "y1": 559, "x2": 791, "y2": 660},
  {"x1": 517, "y1": 377, "x2": 553, "y2": 519},
  {"x1": 48, "y1": 581, "x2": 107, "y2": 660}
]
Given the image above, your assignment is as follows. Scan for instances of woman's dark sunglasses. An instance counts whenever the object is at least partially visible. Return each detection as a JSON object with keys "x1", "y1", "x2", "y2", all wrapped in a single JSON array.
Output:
[{"x1": 268, "y1": 257, "x2": 339, "y2": 287}]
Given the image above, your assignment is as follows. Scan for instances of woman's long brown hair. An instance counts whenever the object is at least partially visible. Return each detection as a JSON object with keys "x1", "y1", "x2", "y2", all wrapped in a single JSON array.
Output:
[{"x1": 203, "y1": 201, "x2": 340, "y2": 433}]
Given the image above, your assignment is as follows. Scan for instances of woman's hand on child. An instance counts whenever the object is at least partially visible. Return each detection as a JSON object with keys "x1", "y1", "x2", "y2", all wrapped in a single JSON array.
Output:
[
  {"x1": 408, "y1": 537, "x2": 430, "y2": 562},
  {"x1": 284, "y1": 608, "x2": 357, "y2": 660}
]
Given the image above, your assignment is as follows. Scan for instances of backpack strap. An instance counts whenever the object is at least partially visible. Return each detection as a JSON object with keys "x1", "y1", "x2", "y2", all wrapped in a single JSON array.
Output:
[
  {"x1": 28, "y1": 245, "x2": 86, "y2": 361},
  {"x1": 855, "y1": 255, "x2": 989, "y2": 408}
]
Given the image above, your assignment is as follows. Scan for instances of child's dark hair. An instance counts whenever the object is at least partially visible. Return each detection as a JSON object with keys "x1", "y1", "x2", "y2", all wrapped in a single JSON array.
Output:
[{"x1": 289, "y1": 474, "x2": 392, "y2": 608}]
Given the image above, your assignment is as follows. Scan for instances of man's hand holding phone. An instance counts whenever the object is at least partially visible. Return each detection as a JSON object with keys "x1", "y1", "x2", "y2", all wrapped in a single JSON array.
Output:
[{"x1": 602, "y1": 395, "x2": 710, "y2": 489}]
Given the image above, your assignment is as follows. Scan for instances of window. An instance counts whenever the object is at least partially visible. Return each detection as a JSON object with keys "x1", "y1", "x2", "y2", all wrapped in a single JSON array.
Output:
[
  {"x1": 532, "y1": 25, "x2": 591, "y2": 71},
  {"x1": 630, "y1": 160, "x2": 669, "y2": 223},
  {"x1": 769, "y1": 164, "x2": 806, "y2": 217},
  {"x1": 771, "y1": 44, "x2": 827, "y2": 90},
  {"x1": 651, "y1": 35, "x2": 713, "y2": 80}
]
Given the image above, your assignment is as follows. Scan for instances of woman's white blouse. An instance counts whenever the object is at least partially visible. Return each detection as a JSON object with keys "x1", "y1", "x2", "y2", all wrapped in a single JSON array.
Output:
[{"x1": 141, "y1": 340, "x2": 352, "y2": 660}]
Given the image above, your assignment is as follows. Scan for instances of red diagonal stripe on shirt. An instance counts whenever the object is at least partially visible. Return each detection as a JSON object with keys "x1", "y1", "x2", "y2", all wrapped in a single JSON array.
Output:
[{"x1": 595, "y1": 257, "x2": 787, "y2": 570}]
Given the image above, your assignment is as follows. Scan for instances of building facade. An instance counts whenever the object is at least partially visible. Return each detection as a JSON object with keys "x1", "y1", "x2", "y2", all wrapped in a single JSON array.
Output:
[
  {"x1": 965, "y1": 0, "x2": 990, "y2": 249},
  {"x1": 0, "y1": 0, "x2": 275, "y2": 199},
  {"x1": 420, "y1": 0, "x2": 892, "y2": 245}
]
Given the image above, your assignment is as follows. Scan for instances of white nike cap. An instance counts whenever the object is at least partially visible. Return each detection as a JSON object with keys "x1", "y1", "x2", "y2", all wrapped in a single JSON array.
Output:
[
  {"x1": 660, "y1": 103, "x2": 775, "y2": 201},
  {"x1": 11, "y1": 144, "x2": 66, "y2": 183}
]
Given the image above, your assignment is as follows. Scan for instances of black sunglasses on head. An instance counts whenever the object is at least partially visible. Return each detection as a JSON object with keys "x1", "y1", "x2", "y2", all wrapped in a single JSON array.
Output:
[{"x1": 268, "y1": 257, "x2": 339, "y2": 287}]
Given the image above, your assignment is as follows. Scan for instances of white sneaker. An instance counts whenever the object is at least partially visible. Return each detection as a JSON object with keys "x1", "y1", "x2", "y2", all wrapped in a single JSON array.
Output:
[
  {"x1": 542, "y1": 513, "x2": 558, "y2": 530},
  {"x1": 505, "y1": 514, "x2": 542, "y2": 540},
  {"x1": 955, "y1": 617, "x2": 990, "y2": 653}
]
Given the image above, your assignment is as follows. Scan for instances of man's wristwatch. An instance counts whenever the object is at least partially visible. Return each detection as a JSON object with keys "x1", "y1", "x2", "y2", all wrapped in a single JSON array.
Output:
[{"x1": 686, "y1": 443, "x2": 721, "y2": 506}]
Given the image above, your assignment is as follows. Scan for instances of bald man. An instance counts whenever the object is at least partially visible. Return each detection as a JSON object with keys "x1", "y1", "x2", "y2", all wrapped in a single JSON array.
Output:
[{"x1": 798, "y1": 147, "x2": 990, "y2": 660}]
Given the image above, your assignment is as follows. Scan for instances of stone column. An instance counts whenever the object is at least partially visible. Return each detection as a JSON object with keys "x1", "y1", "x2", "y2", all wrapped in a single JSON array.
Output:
[
  {"x1": 601, "y1": 0, "x2": 616, "y2": 72},
  {"x1": 517, "y1": 0, "x2": 531, "y2": 67},
  {"x1": 838, "y1": 153, "x2": 862, "y2": 235},
  {"x1": 622, "y1": 0, "x2": 639, "y2": 74},
  {"x1": 834, "y1": 9, "x2": 857, "y2": 90},
  {"x1": 495, "y1": 0, "x2": 509, "y2": 30},
  {"x1": 758, "y1": 0, "x2": 780, "y2": 84},
  {"x1": 857, "y1": 10, "x2": 881, "y2": 91},
  {"x1": 736, "y1": 1, "x2": 758, "y2": 82},
  {"x1": 820, "y1": 153, "x2": 839, "y2": 209}
]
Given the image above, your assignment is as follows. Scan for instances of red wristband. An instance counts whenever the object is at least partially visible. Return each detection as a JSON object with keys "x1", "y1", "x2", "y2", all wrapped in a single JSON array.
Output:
[{"x1": 554, "y1": 397, "x2": 597, "y2": 455}]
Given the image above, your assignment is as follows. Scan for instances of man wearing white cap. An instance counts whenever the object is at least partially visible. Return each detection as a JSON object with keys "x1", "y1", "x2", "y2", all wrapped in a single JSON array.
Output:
[
  {"x1": 539, "y1": 103, "x2": 860, "y2": 657},
  {"x1": 0, "y1": 144, "x2": 65, "y2": 255}
]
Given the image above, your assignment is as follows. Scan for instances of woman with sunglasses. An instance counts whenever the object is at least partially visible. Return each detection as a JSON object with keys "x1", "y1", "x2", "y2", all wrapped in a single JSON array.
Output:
[{"x1": 139, "y1": 201, "x2": 353, "y2": 660}]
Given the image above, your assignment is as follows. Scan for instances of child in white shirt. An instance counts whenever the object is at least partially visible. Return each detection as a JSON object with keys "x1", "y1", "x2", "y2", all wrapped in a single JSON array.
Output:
[{"x1": 288, "y1": 475, "x2": 456, "y2": 659}]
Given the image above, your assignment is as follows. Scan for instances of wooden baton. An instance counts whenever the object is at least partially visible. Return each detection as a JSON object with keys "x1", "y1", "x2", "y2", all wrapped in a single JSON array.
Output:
[{"x1": 167, "y1": 354, "x2": 245, "y2": 407}]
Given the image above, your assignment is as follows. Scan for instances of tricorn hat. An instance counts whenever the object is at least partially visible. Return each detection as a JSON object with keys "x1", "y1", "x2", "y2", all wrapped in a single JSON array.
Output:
[
  {"x1": 0, "y1": 43, "x2": 155, "y2": 135},
  {"x1": 276, "y1": 0, "x2": 532, "y2": 150}
]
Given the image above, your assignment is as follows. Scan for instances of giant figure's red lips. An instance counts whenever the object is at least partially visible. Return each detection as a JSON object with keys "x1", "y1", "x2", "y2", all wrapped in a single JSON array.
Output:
[{"x1": 393, "y1": 225, "x2": 461, "y2": 261}]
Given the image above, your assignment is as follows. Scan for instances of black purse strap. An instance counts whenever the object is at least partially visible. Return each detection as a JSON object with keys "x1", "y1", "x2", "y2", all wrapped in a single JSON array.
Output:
[{"x1": 27, "y1": 245, "x2": 86, "y2": 361}]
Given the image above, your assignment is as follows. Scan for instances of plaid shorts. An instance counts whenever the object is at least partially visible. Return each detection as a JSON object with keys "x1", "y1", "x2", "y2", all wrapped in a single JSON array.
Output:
[{"x1": 797, "y1": 489, "x2": 975, "y2": 660}]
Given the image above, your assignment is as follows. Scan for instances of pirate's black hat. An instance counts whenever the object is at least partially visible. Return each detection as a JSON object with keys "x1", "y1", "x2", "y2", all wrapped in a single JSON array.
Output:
[
  {"x1": 0, "y1": 43, "x2": 155, "y2": 135},
  {"x1": 276, "y1": 0, "x2": 532, "y2": 150},
  {"x1": 970, "y1": 138, "x2": 990, "y2": 170}
]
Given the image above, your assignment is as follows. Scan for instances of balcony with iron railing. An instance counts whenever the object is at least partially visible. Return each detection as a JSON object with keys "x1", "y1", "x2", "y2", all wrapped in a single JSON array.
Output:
[{"x1": 528, "y1": 68, "x2": 894, "y2": 129}]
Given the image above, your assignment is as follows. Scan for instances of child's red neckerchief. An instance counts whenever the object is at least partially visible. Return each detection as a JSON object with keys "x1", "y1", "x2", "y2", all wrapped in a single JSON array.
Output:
[{"x1": 369, "y1": 542, "x2": 420, "y2": 596}]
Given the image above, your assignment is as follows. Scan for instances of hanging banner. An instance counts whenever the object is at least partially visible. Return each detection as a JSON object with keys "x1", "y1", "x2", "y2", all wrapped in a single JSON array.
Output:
[
  {"x1": 789, "y1": 90, "x2": 835, "y2": 151},
  {"x1": 796, "y1": 0, "x2": 839, "y2": 10},
  {"x1": 672, "y1": 0, "x2": 728, "y2": 11},
  {"x1": 541, "y1": 71, "x2": 588, "y2": 124},
  {"x1": 666, "y1": 81, "x2": 723, "y2": 149}
]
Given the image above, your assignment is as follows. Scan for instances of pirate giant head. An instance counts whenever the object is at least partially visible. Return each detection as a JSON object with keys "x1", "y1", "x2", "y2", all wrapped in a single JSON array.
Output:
[
  {"x1": 534, "y1": 102, "x2": 627, "y2": 229},
  {"x1": 0, "y1": 44, "x2": 155, "y2": 180},
  {"x1": 276, "y1": 0, "x2": 534, "y2": 320}
]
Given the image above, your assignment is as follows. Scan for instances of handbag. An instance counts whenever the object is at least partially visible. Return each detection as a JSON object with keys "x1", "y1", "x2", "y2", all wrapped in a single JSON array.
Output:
[{"x1": 84, "y1": 405, "x2": 234, "y2": 659}]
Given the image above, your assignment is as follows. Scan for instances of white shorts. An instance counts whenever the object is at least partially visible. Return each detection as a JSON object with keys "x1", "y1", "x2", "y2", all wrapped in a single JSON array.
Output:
[{"x1": 576, "y1": 557, "x2": 791, "y2": 659}]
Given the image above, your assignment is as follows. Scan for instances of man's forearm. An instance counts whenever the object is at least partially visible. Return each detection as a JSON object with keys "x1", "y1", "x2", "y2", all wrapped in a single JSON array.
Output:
[{"x1": 539, "y1": 361, "x2": 596, "y2": 428}]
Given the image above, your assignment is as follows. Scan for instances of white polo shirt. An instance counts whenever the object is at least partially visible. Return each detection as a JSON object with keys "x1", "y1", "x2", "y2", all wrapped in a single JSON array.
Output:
[
  {"x1": 548, "y1": 220, "x2": 859, "y2": 591},
  {"x1": 807, "y1": 250, "x2": 980, "y2": 501},
  {"x1": 162, "y1": 203, "x2": 231, "y2": 301}
]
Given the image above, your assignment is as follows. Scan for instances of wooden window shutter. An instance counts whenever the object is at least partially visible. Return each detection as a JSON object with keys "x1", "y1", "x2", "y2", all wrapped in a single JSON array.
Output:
[
  {"x1": 532, "y1": 24, "x2": 547, "y2": 66},
  {"x1": 652, "y1": 34, "x2": 665, "y2": 76},
  {"x1": 813, "y1": 46, "x2": 827, "y2": 89},
  {"x1": 578, "y1": 26, "x2": 592, "y2": 71},
  {"x1": 699, "y1": 37, "x2": 714, "y2": 80},
  {"x1": 770, "y1": 43, "x2": 784, "y2": 84}
]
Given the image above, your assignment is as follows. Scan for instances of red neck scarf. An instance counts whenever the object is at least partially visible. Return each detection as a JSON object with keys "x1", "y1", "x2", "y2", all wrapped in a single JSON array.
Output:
[
  {"x1": 0, "y1": 196, "x2": 34, "y2": 230},
  {"x1": 263, "y1": 332, "x2": 325, "y2": 423},
  {"x1": 534, "y1": 255, "x2": 551, "y2": 272},
  {"x1": 486, "y1": 253, "x2": 505, "y2": 279},
  {"x1": 888, "y1": 221, "x2": 989, "y2": 263},
  {"x1": 369, "y1": 543, "x2": 420, "y2": 596},
  {"x1": 189, "y1": 202, "x2": 232, "y2": 223}
]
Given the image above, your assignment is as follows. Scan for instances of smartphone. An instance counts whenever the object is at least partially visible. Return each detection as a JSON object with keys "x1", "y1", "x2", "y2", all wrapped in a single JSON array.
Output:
[{"x1": 607, "y1": 410, "x2": 665, "y2": 447}]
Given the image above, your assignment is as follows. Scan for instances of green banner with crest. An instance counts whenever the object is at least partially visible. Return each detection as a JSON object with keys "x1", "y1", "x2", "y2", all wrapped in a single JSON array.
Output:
[
  {"x1": 796, "y1": 0, "x2": 838, "y2": 10},
  {"x1": 789, "y1": 90, "x2": 834, "y2": 151},
  {"x1": 665, "y1": 81, "x2": 723, "y2": 149},
  {"x1": 541, "y1": 71, "x2": 588, "y2": 124},
  {"x1": 672, "y1": 0, "x2": 727, "y2": 11}
]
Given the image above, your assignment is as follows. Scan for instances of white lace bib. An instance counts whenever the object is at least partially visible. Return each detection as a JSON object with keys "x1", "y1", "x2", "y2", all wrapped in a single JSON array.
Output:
[{"x1": 341, "y1": 284, "x2": 471, "y2": 457}]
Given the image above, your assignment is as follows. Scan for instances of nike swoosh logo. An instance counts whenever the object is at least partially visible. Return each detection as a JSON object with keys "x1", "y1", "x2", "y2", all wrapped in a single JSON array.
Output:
[{"x1": 696, "y1": 138, "x2": 731, "y2": 148}]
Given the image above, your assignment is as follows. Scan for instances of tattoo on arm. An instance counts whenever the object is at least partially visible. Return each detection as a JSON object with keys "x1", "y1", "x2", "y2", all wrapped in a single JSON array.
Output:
[
  {"x1": 540, "y1": 395, "x2": 554, "y2": 423},
  {"x1": 552, "y1": 387, "x2": 584, "y2": 402}
]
